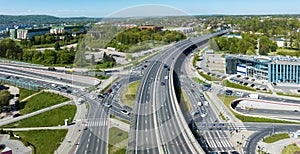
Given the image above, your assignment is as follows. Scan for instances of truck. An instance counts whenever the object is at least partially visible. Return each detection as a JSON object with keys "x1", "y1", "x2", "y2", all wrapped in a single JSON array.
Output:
[{"x1": 248, "y1": 94, "x2": 259, "y2": 99}]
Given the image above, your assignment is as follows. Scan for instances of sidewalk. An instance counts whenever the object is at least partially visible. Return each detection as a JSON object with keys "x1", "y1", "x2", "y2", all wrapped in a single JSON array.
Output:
[{"x1": 55, "y1": 100, "x2": 88, "y2": 154}]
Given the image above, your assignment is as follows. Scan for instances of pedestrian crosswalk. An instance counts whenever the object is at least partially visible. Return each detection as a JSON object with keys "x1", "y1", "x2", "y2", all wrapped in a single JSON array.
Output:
[
  {"x1": 197, "y1": 122, "x2": 247, "y2": 131},
  {"x1": 85, "y1": 120, "x2": 107, "y2": 127},
  {"x1": 203, "y1": 130, "x2": 235, "y2": 151},
  {"x1": 228, "y1": 122, "x2": 247, "y2": 131}
]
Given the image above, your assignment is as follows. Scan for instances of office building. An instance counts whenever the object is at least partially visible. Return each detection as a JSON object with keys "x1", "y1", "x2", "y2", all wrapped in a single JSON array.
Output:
[
  {"x1": 226, "y1": 55, "x2": 300, "y2": 84},
  {"x1": 16, "y1": 28, "x2": 50, "y2": 39},
  {"x1": 9, "y1": 29, "x2": 17, "y2": 39},
  {"x1": 50, "y1": 26, "x2": 85, "y2": 34}
]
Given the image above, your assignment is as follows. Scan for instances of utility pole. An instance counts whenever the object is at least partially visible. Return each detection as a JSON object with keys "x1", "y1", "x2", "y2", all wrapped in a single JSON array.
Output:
[{"x1": 256, "y1": 38, "x2": 260, "y2": 56}]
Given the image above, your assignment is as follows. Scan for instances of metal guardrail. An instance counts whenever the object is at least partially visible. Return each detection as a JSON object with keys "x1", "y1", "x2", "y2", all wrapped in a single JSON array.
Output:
[{"x1": 0, "y1": 77, "x2": 39, "y2": 91}]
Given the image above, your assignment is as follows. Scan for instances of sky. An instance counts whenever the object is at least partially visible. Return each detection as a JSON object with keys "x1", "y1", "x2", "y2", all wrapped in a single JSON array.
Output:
[{"x1": 1, "y1": 0, "x2": 300, "y2": 17}]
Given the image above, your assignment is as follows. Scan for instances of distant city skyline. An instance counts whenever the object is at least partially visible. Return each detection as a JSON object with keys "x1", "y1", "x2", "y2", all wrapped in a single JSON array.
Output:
[{"x1": 1, "y1": 0, "x2": 300, "y2": 17}]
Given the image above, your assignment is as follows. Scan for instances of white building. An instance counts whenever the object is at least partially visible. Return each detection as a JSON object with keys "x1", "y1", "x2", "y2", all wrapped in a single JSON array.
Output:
[{"x1": 163, "y1": 27, "x2": 194, "y2": 34}]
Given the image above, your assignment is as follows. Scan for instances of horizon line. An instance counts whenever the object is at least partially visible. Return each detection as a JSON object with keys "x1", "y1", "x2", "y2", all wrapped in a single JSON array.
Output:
[{"x1": 1, "y1": 13, "x2": 300, "y2": 18}]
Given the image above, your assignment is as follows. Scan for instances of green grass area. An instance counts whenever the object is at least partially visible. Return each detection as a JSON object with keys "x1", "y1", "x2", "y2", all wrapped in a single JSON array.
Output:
[
  {"x1": 223, "y1": 80, "x2": 256, "y2": 92},
  {"x1": 95, "y1": 74, "x2": 110, "y2": 80},
  {"x1": 277, "y1": 92, "x2": 300, "y2": 98},
  {"x1": 110, "y1": 115, "x2": 130, "y2": 125},
  {"x1": 192, "y1": 77, "x2": 211, "y2": 86},
  {"x1": 282, "y1": 143, "x2": 300, "y2": 154},
  {"x1": 219, "y1": 112, "x2": 226, "y2": 120},
  {"x1": 108, "y1": 127, "x2": 128, "y2": 154},
  {"x1": 96, "y1": 62, "x2": 117, "y2": 69},
  {"x1": 217, "y1": 94, "x2": 300, "y2": 124},
  {"x1": 262, "y1": 133, "x2": 290, "y2": 143},
  {"x1": 13, "y1": 130, "x2": 67, "y2": 154},
  {"x1": 4, "y1": 105, "x2": 76, "y2": 128},
  {"x1": 269, "y1": 48, "x2": 300, "y2": 57},
  {"x1": 18, "y1": 88, "x2": 39, "y2": 101},
  {"x1": 199, "y1": 72, "x2": 222, "y2": 81},
  {"x1": 120, "y1": 81, "x2": 140, "y2": 107},
  {"x1": 18, "y1": 92, "x2": 70, "y2": 114},
  {"x1": 181, "y1": 89, "x2": 192, "y2": 112}
]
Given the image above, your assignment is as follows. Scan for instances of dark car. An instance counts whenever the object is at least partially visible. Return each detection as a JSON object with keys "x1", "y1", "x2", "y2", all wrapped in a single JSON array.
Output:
[
  {"x1": 66, "y1": 90, "x2": 72, "y2": 94},
  {"x1": 13, "y1": 113, "x2": 21, "y2": 118},
  {"x1": 225, "y1": 90, "x2": 233, "y2": 95},
  {"x1": 98, "y1": 94, "x2": 104, "y2": 99}
]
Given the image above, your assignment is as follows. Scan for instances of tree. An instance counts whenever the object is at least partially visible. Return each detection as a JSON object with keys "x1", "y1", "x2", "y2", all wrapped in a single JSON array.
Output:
[
  {"x1": 72, "y1": 28, "x2": 79, "y2": 33},
  {"x1": 209, "y1": 38, "x2": 220, "y2": 51},
  {"x1": 43, "y1": 50, "x2": 57, "y2": 64},
  {"x1": 246, "y1": 49, "x2": 255, "y2": 55},
  {"x1": 54, "y1": 41, "x2": 60, "y2": 50},
  {"x1": 57, "y1": 49, "x2": 73, "y2": 64},
  {"x1": 0, "y1": 90, "x2": 10, "y2": 107},
  {"x1": 27, "y1": 41, "x2": 32, "y2": 50}
]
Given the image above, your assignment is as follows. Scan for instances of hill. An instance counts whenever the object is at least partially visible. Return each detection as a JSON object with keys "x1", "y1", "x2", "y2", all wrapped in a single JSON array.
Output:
[{"x1": 0, "y1": 15, "x2": 101, "y2": 25}]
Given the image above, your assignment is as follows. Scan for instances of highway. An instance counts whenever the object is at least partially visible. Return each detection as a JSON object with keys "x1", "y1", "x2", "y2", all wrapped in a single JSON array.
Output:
[
  {"x1": 177, "y1": 45, "x2": 236, "y2": 153},
  {"x1": 128, "y1": 30, "x2": 232, "y2": 154},
  {"x1": 76, "y1": 93, "x2": 109, "y2": 154},
  {"x1": 0, "y1": 64, "x2": 98, "y2": 88}
]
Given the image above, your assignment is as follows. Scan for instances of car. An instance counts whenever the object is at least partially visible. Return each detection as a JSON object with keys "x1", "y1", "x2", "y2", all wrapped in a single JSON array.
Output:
[
  {"x1": 272, "y1": 82, "x2": 277, "y2": 86},
  {"x1": 164, "y1": 64, "x2": 168, "y2": 68},
  {"x1": 229, "y1": 151, "x2": 240, "y2": 154},
  {"x1": 66, "y1": 90, "x2": 72, "y2": 94},
  {"x1": 104, "y1": 103, "x2": 112, "y2": 108},
  {"x1": 192, "y1": 111, "x2": 200, "y2": 116},
  {"x1": 251, "y1": 79, "x2": 255, "y2": 81},
  {"x1": 120, "y1": 109, "x2": 130, "y2": 115},
  {"x1": 236, "y1": 92, "x2": 243, "y2": 97},
  {"x1": 294, "y1": 110, "x2": 298, "y2": 112},
  {"x1": 98, "y1": 94, "x2": 104, "y2": 99},
  {"x1": 165, "y1": 76, "x2": 169, "y2": 80},
  {"x1": 203, "y1": 101, "x2": 209, "y2": 106},
  {"x1": 237, "y1": 75, "x2": 241, "y2": 78},
  {"x1": 161, "y1": 81, "x2": 165, "y2": 86},
  {"x1": 298, "y1": 89, "x2": 300, "y2": 93},
  {"x1": 13, "y1": 113, "x2": 21, "y2": 118},
  {"x1": 225, "y1": 89, "x2": 233, "y2": 95},
  {"x1": 201, "y1": 112, "x2": 207, "y2": 117},
  {"x1": 197, "y1": 102, "x2": 202, "y2": 106}
]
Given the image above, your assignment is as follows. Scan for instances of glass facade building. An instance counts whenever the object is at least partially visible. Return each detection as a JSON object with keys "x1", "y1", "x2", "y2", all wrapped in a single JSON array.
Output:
[{"x1": 226, "y1": 55, "x2": 300, "y2": 84}]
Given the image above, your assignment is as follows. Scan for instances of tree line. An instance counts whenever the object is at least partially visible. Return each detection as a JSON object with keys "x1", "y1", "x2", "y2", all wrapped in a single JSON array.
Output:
[
  {"x1": 210, "y1": 34, "x2": 278, "y2": 55},
  {"x1": 20, "y1": 33, "x2": 82, "y2": 49},
  {"x1": 106, "y1": 27, "x2": 186, "y2": 52},
  {"x1": 0, "y1": 39, "x2": 75, "y2": 65}
]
